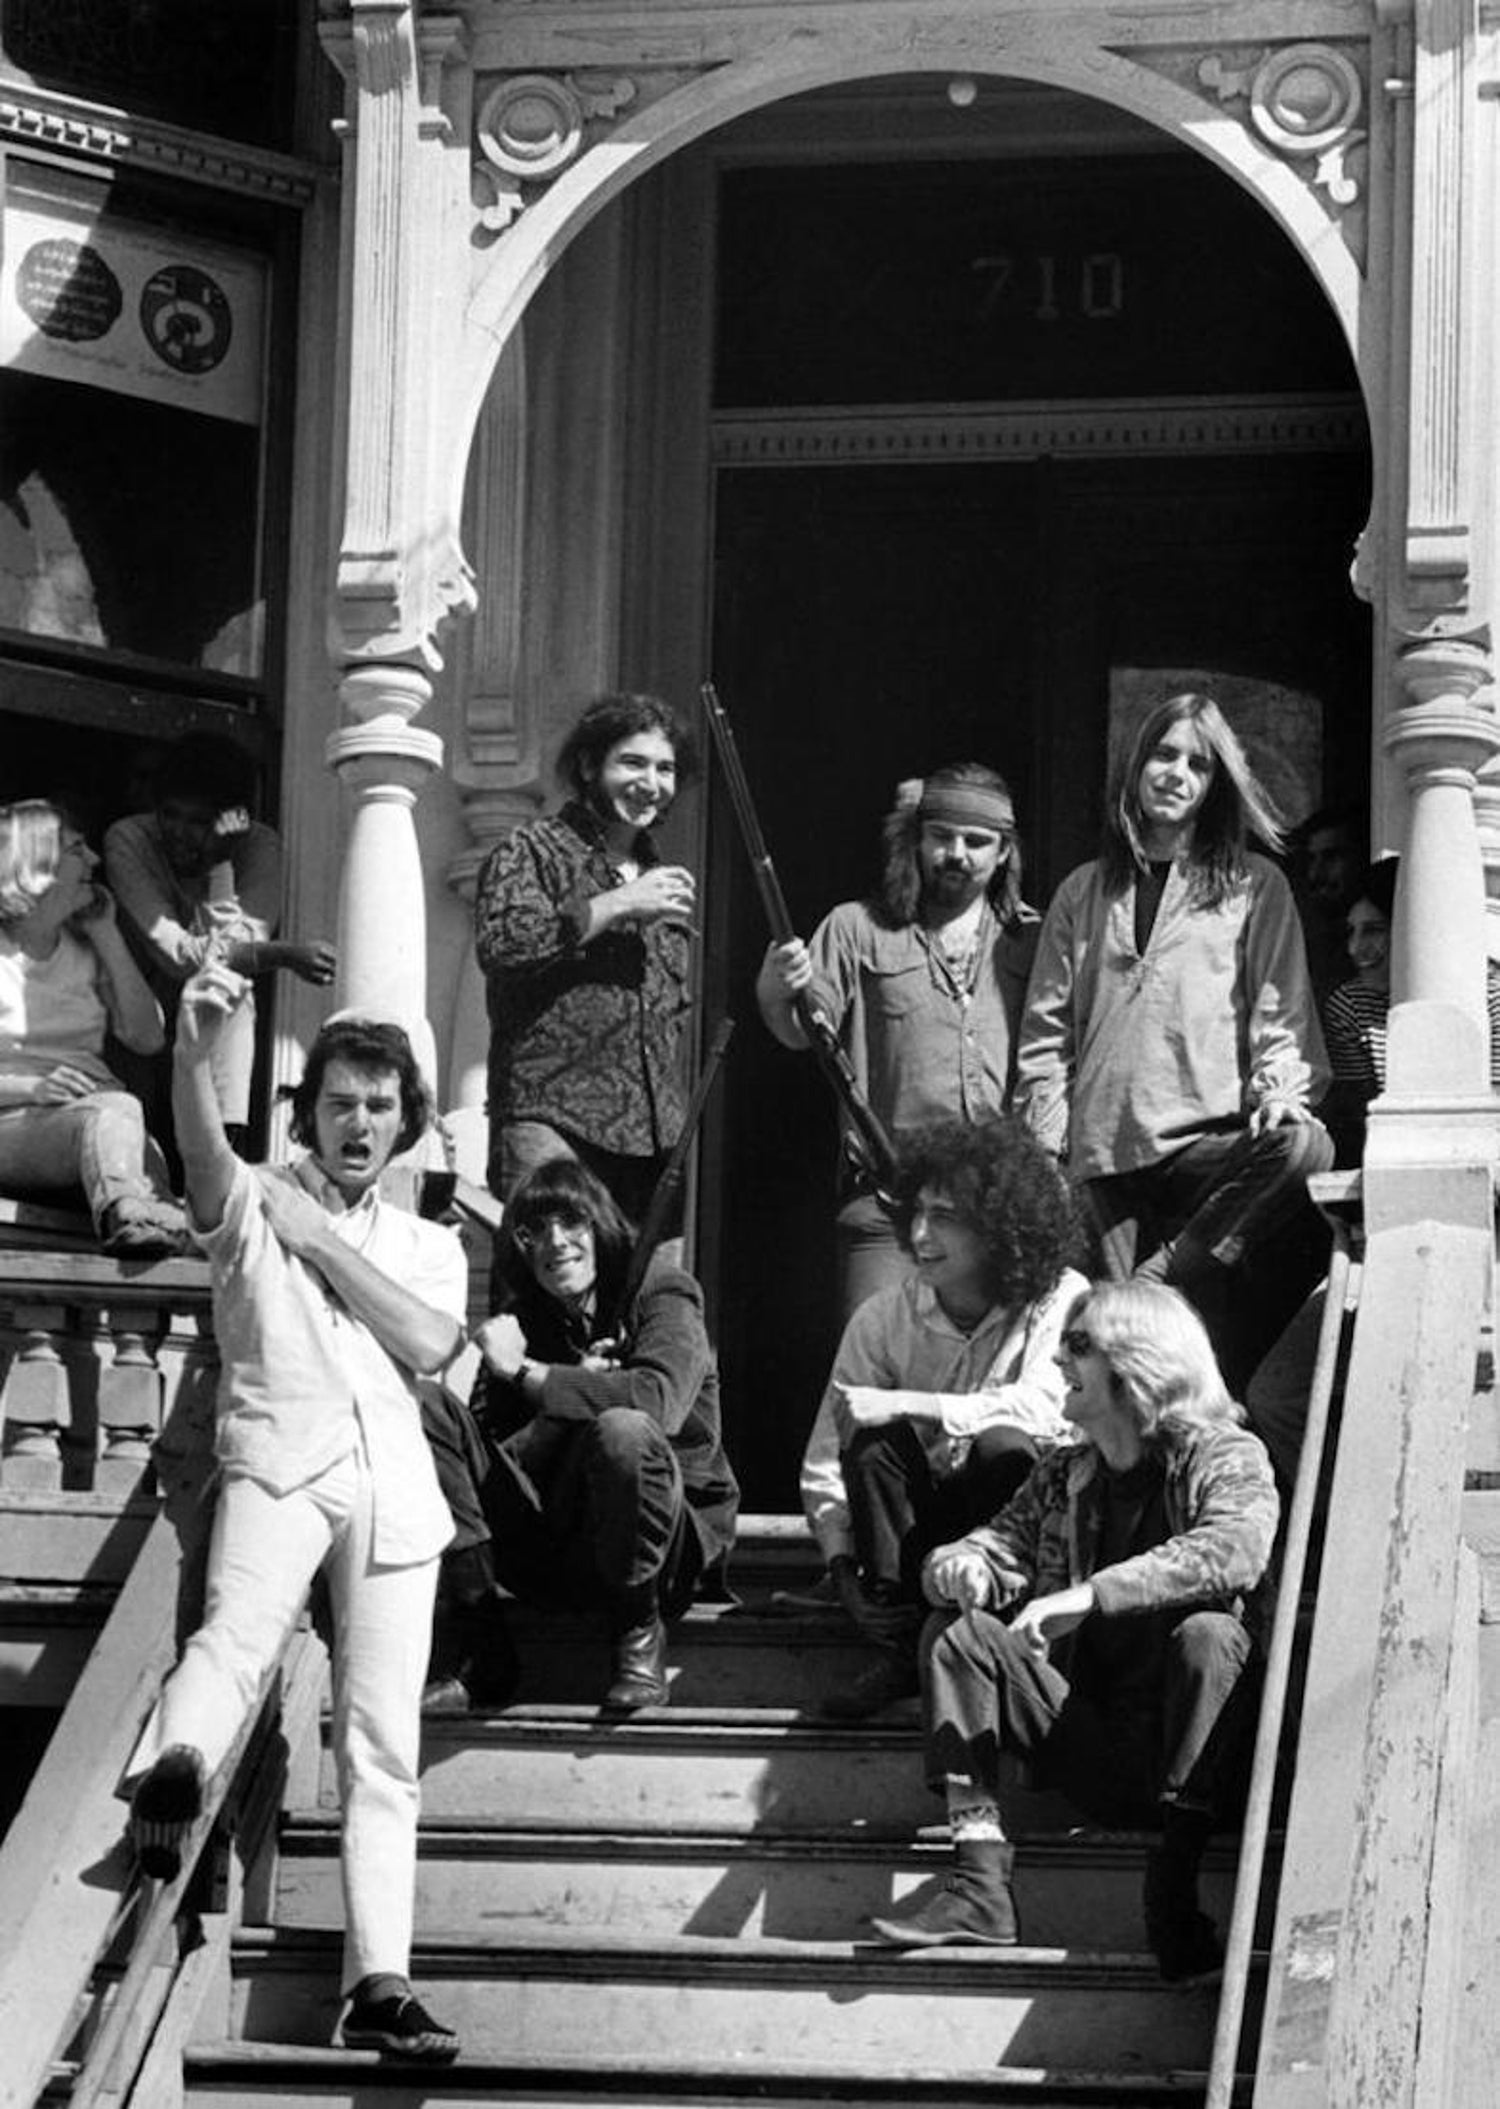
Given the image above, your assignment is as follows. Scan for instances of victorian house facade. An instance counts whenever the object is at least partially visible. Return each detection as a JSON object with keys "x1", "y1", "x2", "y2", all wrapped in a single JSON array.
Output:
[{"x1": 0, "y1": 3, "x2": 1497, "y2": 2103}]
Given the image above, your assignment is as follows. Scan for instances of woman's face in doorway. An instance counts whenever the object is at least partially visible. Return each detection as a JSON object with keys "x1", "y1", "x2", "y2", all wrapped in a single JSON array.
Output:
[{"x1": 1345, "y1": 898, "x2": 1391, "y2": 991}]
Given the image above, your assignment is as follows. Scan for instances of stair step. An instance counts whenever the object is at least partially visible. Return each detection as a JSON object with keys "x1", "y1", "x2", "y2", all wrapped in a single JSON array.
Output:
[
  {"x1": 275, "y1": 1818, "x2": 1242, "y2": 1949},
  {"x1": 227, "y1": 1927, "x2": 1244, "y2": 2072},
  {"x1": 183, "y1": 2040, "x2": 1239, "y2": 2105},
  {"x1": 409, "y1": 1710, "x2": 947, "y2": 1829},
  {"x1": 489, "y1": 1601, "x2": 879, "y2": 1711}
]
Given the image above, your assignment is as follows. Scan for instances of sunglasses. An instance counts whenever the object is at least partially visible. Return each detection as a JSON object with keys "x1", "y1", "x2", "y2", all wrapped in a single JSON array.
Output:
[{"x1": 1059, "y1": 1327, "x2": 1097, "y2": 1358}]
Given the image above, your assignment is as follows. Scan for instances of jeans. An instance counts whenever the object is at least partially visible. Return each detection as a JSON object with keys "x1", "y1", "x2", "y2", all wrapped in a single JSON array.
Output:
[
  {"x1": 924, "y1": 1603, "x2": 1260, "y2": 1826},
  {"x1": 421, "y1": 1387, "x2": 700, "y2": 1623},
  {"x1": 0, "y1": 1091, "x2": 173, "y2": 1229},
  {"x1": 1081, "y1": 1120, "x2": 1333, "y2": 1389},
  {"x1": 137, "y1": 1449, "x2": 438, "y2": 1991}
]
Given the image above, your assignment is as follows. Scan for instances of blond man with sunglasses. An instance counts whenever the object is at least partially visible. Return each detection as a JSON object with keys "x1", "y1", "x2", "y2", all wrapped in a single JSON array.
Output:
[{"x1": 868, "y1": 1280, "x2": 1276, "y2": 1985}]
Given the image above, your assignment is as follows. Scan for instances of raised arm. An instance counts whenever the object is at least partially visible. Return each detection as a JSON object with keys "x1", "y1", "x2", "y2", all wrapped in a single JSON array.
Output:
[{"x1": 171, "y1": 963, "x2": 245, "y2": 1230}]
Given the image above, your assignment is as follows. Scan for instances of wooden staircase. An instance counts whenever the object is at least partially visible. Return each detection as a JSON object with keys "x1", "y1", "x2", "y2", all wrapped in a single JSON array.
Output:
[{"x1": 176, "y1": 1527, "x2": 1253, "y2": 2107}]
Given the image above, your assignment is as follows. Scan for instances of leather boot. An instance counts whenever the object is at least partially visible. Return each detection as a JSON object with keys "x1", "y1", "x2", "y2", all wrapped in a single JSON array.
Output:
[
  {"x1": 869, "y1": 1839, "x2": 1019, "y2": 1947},
  {"x1": 603, "y1": 1613, "x2": 669, "y2": 1710},
  {"x1": 1144, "y1": 1806, "x2": 1222, "y2": 1983}
]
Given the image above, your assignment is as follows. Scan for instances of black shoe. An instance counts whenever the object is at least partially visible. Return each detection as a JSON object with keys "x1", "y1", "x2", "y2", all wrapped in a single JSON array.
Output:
[
  {"x1": 817, "y1": 1648, "x2": 920, "y2": 1722},
  {"x1": 130, "y1": 1743, "x2": 206, "y2": 1880},
  {"x1": 341, "y1": 1988, "x2": 461, "y2": 2062},
  {"x1": 603, "y1": 1615, "x2": 669, "y2": 1709},
  {"x1": 425, "y1": 1592, "x2": 519, "y2": 1712},
  {"x1": 1144, "y1": 1831, "x2": 1223, "y2": 1984},
  {"x1": 869, "y1": 1841, "x2": 1019, "y2": 1947}
]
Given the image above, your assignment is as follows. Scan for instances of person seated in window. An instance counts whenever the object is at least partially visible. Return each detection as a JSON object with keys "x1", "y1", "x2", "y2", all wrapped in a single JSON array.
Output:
[
  {"x1": 801, "y1": 1115, "x2": 1087, "y2": 1721},
  {"x1": 104, "y1": 730, "x2": 335, "y2": 1159},
  {"x1": 0, "y1": 798, "x2": 186, "y2": 1256},
  {"x1": 420, "y1": 1156, "x2": 740, "y2": 1713},
  {"x1": 1321, "y1": 855, "x2": 1500, "y2": 1166},
  {"x1": 867, "y1": 1280, "x2": 1277, "y2": 1987}
]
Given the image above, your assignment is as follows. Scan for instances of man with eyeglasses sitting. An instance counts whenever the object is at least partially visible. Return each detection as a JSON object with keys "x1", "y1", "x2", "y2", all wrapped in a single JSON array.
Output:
[
  {"x1": 866, "y1": 1279, "x2": 1277, "y2": 1985},
  {"x1": 419, "y1": 1156, "x2": 739, "y2": 1712}
]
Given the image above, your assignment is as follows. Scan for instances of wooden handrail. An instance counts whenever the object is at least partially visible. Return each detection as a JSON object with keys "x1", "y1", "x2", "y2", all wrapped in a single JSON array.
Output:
[
  {"x1": 66, "y1": 1628, "x2": 326, "y2": 2109},
  {"x1": 0, "y1": 1486, "x2": 319, "y2": 2109},
  {"x1": 1204, "y1": 1228, "x2": 1359, "y2": 2107},
  {"x1": 0, "y1": 1506, "x2": 188, "y2": 2109}
]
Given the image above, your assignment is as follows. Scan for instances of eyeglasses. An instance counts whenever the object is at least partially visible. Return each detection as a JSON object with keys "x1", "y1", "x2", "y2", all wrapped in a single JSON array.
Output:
[
  {"x1": 1059, "y1": 1327, "x2": 1097, "y2": 1358},
  {"x1": 514, "y1": 1211, "x2": 591, "y2": 1252}
]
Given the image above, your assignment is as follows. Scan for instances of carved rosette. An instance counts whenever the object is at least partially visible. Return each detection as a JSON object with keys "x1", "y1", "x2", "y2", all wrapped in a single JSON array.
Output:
[
  {"x1": 473, "y1": 70, "x2": 638, "y2": 234},
  {"x1": 1197, "y1": 43, "x2": 1367, "y2": 225}
]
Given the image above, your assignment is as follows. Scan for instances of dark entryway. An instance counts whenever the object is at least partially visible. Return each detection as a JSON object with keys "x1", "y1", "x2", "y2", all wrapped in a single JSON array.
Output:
[{"x1": 701, "y1": 447, "x2": 1371, "y2": 1510}]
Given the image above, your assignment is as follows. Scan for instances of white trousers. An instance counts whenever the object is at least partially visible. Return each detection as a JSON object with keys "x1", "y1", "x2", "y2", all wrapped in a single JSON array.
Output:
[{"x1": 146, "y1": 1447, "x2": 438, "y2": 1990}]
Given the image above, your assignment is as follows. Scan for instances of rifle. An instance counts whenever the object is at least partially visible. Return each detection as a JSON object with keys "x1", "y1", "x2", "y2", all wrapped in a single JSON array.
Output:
[
  {"x1": 700, "y1": 681, "x2": 899, "y2": 1207},
  {"x1": 619, "y1": 1014, "x2": 735, "y2": 1312}
]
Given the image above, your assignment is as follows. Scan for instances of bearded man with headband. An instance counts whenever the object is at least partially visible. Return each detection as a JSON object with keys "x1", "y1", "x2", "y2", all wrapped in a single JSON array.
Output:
[{"x1": 757, "y1": 763, "x2": 1039, "y2": 1318}]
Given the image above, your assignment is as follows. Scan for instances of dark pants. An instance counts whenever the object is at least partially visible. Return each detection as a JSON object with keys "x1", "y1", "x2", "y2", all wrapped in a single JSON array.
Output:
[
  {"x1": 844, "y1": 1421, "x2": 1038, "y2": 1604},
  {"x1": 1082, "y1": 1119, "x2": 1333, "y2": 1389},
  {"x1": 421, "y1": 1388, "x2": 700, "y2": 1626},
  {"x1": 924, "y1": 1605, "x2": 1260, "y2": 1827}
]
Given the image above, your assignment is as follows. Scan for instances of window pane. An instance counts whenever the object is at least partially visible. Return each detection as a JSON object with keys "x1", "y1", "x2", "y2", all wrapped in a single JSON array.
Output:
[{"x1": 1, "y1": 167, "x2": 269, "y2": 678}]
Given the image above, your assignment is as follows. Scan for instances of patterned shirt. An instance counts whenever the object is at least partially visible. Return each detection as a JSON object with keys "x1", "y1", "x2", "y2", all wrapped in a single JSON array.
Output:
[
  {"x1": 474, "y1": 802, "x2": 690, "y2": 1162},
  {"x1": 953, "y1": 1413, "x2": 1279, "y2": 1625}
]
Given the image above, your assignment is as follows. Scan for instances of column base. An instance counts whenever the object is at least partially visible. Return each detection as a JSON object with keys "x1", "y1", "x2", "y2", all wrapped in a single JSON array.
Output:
[{"x1": 1362, "y1": 1095, "x2": 1499, "y2": 1234}]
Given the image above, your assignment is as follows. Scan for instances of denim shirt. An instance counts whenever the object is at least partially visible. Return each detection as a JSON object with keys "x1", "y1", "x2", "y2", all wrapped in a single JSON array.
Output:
[{"x1": 805, "y1": 898, "x2": 1039, "y2": 1149}]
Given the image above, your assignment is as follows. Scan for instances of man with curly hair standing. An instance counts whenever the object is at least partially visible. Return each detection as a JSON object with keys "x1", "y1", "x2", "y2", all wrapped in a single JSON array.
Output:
[
  {"x1": 474, "y1": 693, "x2": 697, "y2": 1227},
  {"x1": 757, "y1": 764, "x2": 1038, "y2": 1319},
  {"x1": 801, "y1": 1116, "x2": 1087, "y2": 1719}
]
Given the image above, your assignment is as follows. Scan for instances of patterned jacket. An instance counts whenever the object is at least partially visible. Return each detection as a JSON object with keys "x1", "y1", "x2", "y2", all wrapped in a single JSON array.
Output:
[
  {"x1": 952, "y1": 1413, "x2": 1279, "y2": 1623},
  {"x1": 475, "y1": 801, "x2": 690, "y2": 1162}
]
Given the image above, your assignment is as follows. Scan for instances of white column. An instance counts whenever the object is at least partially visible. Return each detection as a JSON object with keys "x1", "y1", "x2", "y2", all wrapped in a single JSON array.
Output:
[{"x1": 327, "y1": 662, "x2": 443, "y2": 1081}]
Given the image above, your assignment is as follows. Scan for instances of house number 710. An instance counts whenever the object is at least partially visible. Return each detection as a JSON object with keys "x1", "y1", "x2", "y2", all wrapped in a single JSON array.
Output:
[{"x1": 972, "y1": 253, "x2": 1125, "y2": 321}]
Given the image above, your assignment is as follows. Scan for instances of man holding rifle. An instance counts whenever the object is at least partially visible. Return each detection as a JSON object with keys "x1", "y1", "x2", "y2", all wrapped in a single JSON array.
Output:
[
  {"x1": 474, "y1": 693, "x2": 696, "y2": 1228},
  {"x1": 756, "y1": 763, "x2": 1039, "y2": 1318}
]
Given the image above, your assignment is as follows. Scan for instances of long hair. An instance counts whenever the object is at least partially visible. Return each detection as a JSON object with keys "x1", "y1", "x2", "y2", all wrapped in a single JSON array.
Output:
[
  {"x1": 1100, "y1": 692, "x2": 1285, "y2": 909},
  {"x1": 496, "y1": 1156, "x2": 636, "y2": 1331},
  {"x1": 1065, "y1": 1279, "x2": 1241, "y2": 1439},
  {"x1": 287, "y1": 1017, "x2": 434, "y2": 1159},
  {"x1": 890, "y1": 1116, "x2": 1080, "y2": 1309},
  {"x1": 0, "y1": 800, "x2": 70, "y2": 926},
  {"x1": 555, "y1": 693, "x2": 698, "y2": 802},
  {"x1": 877, "y1": 762, "x2": 1024, "y2": 928}
]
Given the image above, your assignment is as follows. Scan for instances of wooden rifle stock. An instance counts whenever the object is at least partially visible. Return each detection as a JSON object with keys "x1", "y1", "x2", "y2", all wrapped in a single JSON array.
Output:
[{"x1": 701, "y1": 681, "x2": 899, "y2": 1206}]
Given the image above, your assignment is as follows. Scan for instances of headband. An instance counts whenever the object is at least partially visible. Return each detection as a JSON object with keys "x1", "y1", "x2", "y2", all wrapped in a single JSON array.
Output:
[{"x1": 914, "y1": 782, "x2": 1015, "y2": 835}]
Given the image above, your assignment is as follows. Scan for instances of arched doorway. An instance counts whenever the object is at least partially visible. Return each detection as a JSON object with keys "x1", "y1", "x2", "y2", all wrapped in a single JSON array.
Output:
[{"x1": 679, "y1": 80, "x2": 1371, "y2": 1508}]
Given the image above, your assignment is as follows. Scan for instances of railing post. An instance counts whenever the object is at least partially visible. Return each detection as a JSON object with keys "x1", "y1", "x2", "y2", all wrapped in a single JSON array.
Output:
[{"x1": 0, "y1": 1306, "x2": 72, "y2": 1490}]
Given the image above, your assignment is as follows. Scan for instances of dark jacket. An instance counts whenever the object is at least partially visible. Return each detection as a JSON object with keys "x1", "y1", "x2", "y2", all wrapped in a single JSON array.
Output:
[{"x1": 483, "y1": 1262, "x2": 739, "y2": 1568}]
